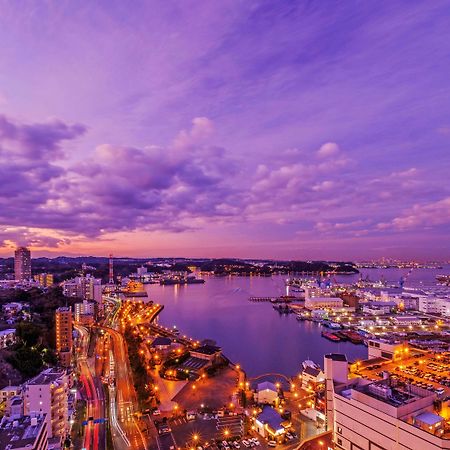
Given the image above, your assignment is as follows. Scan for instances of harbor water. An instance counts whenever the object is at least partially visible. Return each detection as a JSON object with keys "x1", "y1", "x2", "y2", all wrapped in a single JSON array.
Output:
[{"x1": 144, "y1": 267, "x2": 448, "y2": 377}]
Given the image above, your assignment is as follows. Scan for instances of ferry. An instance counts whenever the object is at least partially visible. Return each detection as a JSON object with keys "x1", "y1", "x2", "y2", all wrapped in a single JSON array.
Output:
[{"x1": 322, "y1": 321, "x2": 342, "y2": 330}]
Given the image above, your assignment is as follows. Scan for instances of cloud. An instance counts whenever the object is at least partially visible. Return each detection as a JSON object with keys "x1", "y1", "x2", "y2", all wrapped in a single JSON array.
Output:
[
  {"x1": 317, "y1": 142, "x2": 340, "y2": 158},
  {"x1": 0, "y1": 113, "x2": 242, "y2": 246},
  {"x1": 390, "y1": 197, "x2": 450, "y2": 230},
  {"x1": 0, "y1": 114, "x2": 86, "y2": 159}
]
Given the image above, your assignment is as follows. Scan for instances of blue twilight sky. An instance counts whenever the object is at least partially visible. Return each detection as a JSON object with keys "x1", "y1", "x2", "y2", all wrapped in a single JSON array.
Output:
[{"x1": 0, "y1": 1, "x2": 449, "y2": 260}]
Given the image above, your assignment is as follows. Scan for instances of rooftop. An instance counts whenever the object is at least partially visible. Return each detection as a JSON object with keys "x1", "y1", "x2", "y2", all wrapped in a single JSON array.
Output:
[
  {"x1": 0, "y1": 415, "x2": 46, "y2": 450},
  {"x1": 303, "y1": 366, "x2": 322, "y2": 377},
  {"x1": 257, "y1": 381, "x2": 277, "y2": 392},
  {"x1": 0, "y1": 329, "x2": 16, "y2": 336},
  {"x1": 415, "y1": 411, "x2": 444, "y2": 426},
  {"x1": 27, "y1": 368, "x2": 65, "y2": 386},
  {"x1": 353, "y1": 380, "x2": 422, "y2": 407},
  {"x1": 151, "y1": 336, "x2": 172, "y2": 347},
  {"x1": 191, "y1": 344, "x2": 221, "y2": 355},
  {"x1": 256, "y1": 406, "x2": 286, "y2": 432},
  {"x1": 325, "y1": 353, "x2": 347, "y2": 362}
]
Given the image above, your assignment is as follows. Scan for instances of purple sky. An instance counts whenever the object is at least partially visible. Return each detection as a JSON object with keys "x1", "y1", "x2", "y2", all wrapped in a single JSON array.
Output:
[{"x1": 0, "y1": 1, "x2": 449, "y2": 260}]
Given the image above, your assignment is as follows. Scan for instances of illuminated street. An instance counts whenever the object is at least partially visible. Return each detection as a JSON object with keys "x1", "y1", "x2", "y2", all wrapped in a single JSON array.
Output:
[
  {"x1": 101, "y1": 324, "x2": 149, "y2": 450},
  {"x1": 75, "y1": 324, "x2": 106, "y2": 450}
]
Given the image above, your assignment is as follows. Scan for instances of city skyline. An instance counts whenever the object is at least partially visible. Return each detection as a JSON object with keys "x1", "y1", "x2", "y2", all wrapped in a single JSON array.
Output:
[{"x1": 1, "y1": 1, "x2": 450, "y2": 260}]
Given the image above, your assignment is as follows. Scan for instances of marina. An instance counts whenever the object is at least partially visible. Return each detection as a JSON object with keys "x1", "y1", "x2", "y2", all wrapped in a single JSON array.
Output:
[{"x1": 142, "y1": 266, "x2": 449, "y2": 377}]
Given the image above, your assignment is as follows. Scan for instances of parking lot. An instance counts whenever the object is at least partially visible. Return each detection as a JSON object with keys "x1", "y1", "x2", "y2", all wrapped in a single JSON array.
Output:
[
  {"x1": 167, "y1": 414, "x2": 302, "y2": 450},
  {"x1": 357, "y1": 351, "x2": 450, "y2": 396}
]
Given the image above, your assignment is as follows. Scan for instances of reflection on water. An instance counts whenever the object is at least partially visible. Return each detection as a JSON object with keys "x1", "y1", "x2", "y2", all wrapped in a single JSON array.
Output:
[{"x1": 143, "y1": 267, "x2": 446, "y2": 376}]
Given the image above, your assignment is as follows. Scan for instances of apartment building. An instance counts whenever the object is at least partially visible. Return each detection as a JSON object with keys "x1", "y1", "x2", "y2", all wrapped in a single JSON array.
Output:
[
  {"x1": 14, "y1": 247, "x2": 31, "y2": 282},
  {"x1": 34, "y1": 273, "x2": 54, "y2": 287},
  {"x1": 0, "y1": 415, "x2": 48, "y2": 450},
  {"x1": 73, "y1": 300, "x2": 96, "y2": 323},
  {"x1": 55, "y1": 307, "x2": 72, "y2": 368},
  {"x1": 23, "y1": 368, "x2": 69, "y2": 441},
  {"x1": 62, "y1": 274, "x2": 102, "y2": 302}
]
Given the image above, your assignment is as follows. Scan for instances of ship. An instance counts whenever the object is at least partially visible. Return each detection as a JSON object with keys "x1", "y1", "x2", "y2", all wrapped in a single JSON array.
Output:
[
  {"x1": 302, "y1": 360, "x2": 320, "y2": 371},
  {"x1": 436, "y1": 275, "x2": 450, "y2": 286},
  {"x1": 160, "y1": 275, "x2": 205, "y2": 285}
]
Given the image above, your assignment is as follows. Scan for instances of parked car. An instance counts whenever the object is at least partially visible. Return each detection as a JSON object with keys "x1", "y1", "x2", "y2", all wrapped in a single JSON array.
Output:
[{"x1": 268, "y1": 441, "x2": 277, "y2": 447}]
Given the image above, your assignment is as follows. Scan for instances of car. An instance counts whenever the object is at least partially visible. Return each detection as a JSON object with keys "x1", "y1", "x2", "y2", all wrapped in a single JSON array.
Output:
[
  {"x1": 268, "y1": 441, "x2": 277, "y2": 447},
  {"x1": 152, "y1": 409, "x2": 161, "y2": 416},
  {"x1": 253, "y1": 439, "x2": 260, "y2": 446},
  {"x1": 233, "y1": 442, "x2": 240, "y2": 449},
  {"x1": 242, "y1": 440, "x2": 250, "y2": 448},
  {"x1": 222, "y1": 441, "x2": 228, "y2": 447}
]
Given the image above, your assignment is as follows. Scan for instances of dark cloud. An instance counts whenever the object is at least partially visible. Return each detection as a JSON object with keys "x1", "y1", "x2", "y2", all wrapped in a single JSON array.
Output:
[{"x1": 0, "y1": 115, "x2": 242, "y2": 245}]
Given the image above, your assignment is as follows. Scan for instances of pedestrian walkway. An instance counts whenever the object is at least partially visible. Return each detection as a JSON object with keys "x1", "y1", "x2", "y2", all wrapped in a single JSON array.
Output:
[{"x1": 151, "y1": 369, "x2": 188, "y2": 411}]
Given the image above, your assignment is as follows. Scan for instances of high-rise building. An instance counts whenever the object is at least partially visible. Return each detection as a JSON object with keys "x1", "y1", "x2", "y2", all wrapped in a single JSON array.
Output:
[
  {"x1": 62, "y1": 274, "x2": 102, "y2": 302},
  {"x1": 55, "y1": 307, "x2": 72, "y2": 368},
  {"x1": 23, "y1": 368, "x2": 69, "y2": 440},
  {"x1": 14, "y1": 247, "x2": 31, "y2": 282}
]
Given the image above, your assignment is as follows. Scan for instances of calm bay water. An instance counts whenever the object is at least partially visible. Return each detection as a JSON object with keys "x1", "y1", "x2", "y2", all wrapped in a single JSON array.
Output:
[{"x1": 144, "y1": 267, "x2": 448, "y2": 377}]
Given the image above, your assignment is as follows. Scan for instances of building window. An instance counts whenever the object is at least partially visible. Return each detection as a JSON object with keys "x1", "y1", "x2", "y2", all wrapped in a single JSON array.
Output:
[{"x1": 337, "y1": 426, "x2": 342, "y2": 434}]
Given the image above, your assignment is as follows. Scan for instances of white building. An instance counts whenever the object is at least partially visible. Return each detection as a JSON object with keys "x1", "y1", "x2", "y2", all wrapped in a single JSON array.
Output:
[
  {"x1": 62, "y1": 274, "x2": 102, "y2": 302},
  {"x1": 74, "y1": 300, "x2": 96, "y2": 322},
  {"x1": 255, "y1": 382, "x2": 279, "y2": 406},
  {"x1": 0, "y1": 328, "x2": 16, "y2": 348},
  {"x1": 367, "y1": 339, "x2": 407, "y2": 360},
  {"x1": 254, "y1": 406, "x2": 290, "y2": 443},
  {"x1": 392, "y1": 315, "x2": 422, "y2": 326},
  {"x1": 301, "y1": 366, "x2": 325, "y2": 389},
  {"x1": 0, "y1": 385, "x2": 21, "y2": 403},
  {"x1": 419, "y1": 296, "x2": 450, "y2": 316},
  {"x1": 23, "y1": 368, "x2": 69, "y2": 441},
  {"x1": 325, "y1": 352, "x2": 450, "y2": 450},
  {"x1": 305, "y1": 297, "x2": 343, "y2": 310}
]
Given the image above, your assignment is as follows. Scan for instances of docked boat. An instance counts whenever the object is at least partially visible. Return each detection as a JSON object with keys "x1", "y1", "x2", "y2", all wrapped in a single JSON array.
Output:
[
  {"x1": 302, "y1": 360, "x2": 320, "y2": 371},
  {"x1": 436, "y1": 275, "x2": 450, "y2": 285},
  {"x1": 321, "y1": 331, "x2": 341, "y2": 342},
  {"x1": 273, "y1": 304, "x2": 292, "y2": 313},
  {"x1": 340, "y1": 330, "x2": 364, "y2": 344}
]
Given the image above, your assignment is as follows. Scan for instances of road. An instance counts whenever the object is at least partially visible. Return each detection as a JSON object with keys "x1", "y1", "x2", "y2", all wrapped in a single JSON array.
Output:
[
  {"x1": 101, "y1": 325, "x2": 149, "y2": 450},
  {"x1": 75, "y1": 325, "x2": 106, "y2": 450}
]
